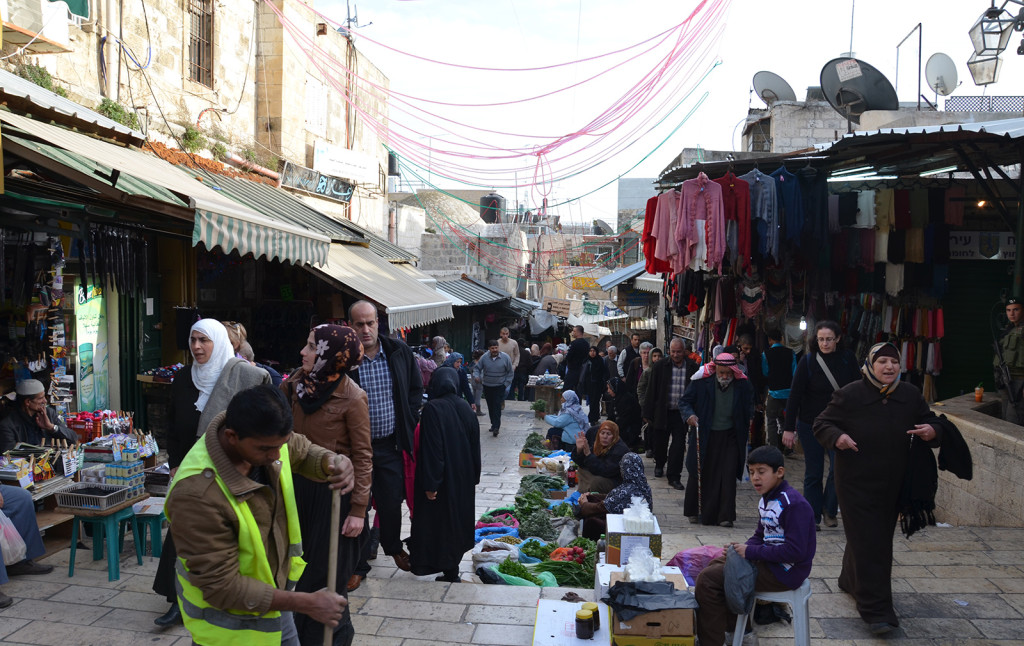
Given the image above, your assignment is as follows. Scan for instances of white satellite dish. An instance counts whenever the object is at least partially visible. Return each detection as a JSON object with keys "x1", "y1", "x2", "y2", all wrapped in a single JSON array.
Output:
[
  {"x1": 753, "y1": 71, "x2": 797, "y2": 105},
  {"x1": 925, "y1": 53, "x2": 958, "y2": 96}
]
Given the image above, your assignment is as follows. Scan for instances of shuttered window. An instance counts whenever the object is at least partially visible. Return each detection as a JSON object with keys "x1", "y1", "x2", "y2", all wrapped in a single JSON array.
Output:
[{"x1": 188, "y1": 0, "x2": 214, "y2": 88}]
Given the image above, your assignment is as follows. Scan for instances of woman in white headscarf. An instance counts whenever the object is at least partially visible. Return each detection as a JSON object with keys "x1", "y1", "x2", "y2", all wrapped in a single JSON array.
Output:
[{"x1": 152, "y1": 318, "x2": 270, "y2": 628}]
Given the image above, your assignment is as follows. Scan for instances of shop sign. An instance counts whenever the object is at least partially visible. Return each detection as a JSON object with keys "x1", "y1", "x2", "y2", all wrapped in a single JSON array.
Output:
[
  {"x1": 313, "y1": 140, "x2": 378, "y2": 185},
  {"x1": 571, "y1": 276, "x2": 600, "y2": 291},
  {"x1": 949, "y1": 231, "x2": 1016, "y2": 260},
  {"x1": 543, "y1": 298, "x2": 571, "y2": 317},
  {"x1": 583, "y1": 301, "x2": 599, "y2": 315},
  {"x1": 75, "y1": 281, "x2": 109, "y2": 412},
  {"x1": 280, "y1": 161, "x2": 354, "y2": 204}
]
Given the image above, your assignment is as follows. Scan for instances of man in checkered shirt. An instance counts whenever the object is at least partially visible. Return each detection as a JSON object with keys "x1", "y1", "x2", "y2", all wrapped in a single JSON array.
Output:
[{"x1": 347, "y1": 301, "x2": 423, "y2": 590}]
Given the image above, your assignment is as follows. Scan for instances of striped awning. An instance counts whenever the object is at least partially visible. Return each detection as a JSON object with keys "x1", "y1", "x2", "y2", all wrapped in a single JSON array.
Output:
[
  {"x1": 312, "y1": 244, "x2": 453, "y2": 330},
  {"x1": 193, "y1": 209, "x2": 329, "y2": 267},
  {"x1": 0, "y1": 111, "x2": 329, "y2": 267}
]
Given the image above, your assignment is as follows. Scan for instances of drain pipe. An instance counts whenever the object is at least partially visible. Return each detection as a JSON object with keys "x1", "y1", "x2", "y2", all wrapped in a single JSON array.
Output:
[
  {"x1": 103, "y1": 0, "x2": 117, "y2": 97},
  {"x1": 223, "y1": 152, "x2": 281, "y2": 184}
]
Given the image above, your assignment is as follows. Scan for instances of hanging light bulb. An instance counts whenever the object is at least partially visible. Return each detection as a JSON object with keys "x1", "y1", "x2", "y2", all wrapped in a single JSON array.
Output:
[{"x1": 799, "y1": 316, "x2": 807, "y2": 331}]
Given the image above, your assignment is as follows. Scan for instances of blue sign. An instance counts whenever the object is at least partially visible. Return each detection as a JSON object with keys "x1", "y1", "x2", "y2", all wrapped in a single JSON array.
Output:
[{"x1": 280, "y1": 162, "x2": 354, "y2": 204}]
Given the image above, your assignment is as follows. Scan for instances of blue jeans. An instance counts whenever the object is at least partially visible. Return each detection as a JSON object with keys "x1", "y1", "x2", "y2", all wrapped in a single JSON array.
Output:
[
  {"x1": 796, "y1": 420, "x2": 837, "y2": 523},
  {"x1": 0, "y1": 485, "x2": 45, "y2": 584}
]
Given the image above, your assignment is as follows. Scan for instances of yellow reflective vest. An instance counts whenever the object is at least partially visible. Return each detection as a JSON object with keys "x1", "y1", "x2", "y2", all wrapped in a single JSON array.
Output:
[{"x1": 167, "y1": 439, "x2": 306, "y2": 646}]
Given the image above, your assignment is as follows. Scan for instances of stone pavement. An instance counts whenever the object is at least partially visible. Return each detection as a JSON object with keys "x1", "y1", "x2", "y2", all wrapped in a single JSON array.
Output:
[{"x1": 1, "y1": 400, "x2": 1022, "y2": 645}]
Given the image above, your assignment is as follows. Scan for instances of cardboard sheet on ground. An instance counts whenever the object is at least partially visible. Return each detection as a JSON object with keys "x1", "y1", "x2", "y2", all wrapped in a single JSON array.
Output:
[{"x1": 533, "y1": 599, "x2": 610, "y2": 646}]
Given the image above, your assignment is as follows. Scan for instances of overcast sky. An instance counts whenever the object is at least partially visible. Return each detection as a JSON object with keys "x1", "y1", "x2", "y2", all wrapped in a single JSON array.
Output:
[{"x1": 310, "y1": 0, "x2": 1024, "y2": 223}]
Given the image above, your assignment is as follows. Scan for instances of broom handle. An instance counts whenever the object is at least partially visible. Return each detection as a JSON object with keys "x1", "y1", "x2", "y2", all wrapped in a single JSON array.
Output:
[{"x1": 324, "y1": 487, "x2": 342, "y2": 646}]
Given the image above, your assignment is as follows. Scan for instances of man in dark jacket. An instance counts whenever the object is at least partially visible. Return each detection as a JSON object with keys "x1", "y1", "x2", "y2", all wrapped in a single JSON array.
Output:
[
  {"x1": 564, "y1": 325, "x2": 591, "y2": 392},
  {"x1": 761, "y1": 326, "x2": 796, "y2": 454},
  {"x1": 680, "y1": 353, "x2": 755, "y2": 527},
  {"x1": 641, "y1": 338, "x2": 696, "y2": 489},
  {"x1": 348, "y1": 301, "x2": 423, "y2": 589}
]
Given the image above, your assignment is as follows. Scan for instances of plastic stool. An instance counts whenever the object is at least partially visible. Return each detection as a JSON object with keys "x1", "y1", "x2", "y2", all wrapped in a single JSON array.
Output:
[
  {"x1": 136, "y1": 512, "x2": 165, "y2": 557},
  {"x1": 68, "y1": 506, "x2": 144, "y2": 581},
  {"x1": 732, "y1": 578, "x2": 812, "y2": 646}
]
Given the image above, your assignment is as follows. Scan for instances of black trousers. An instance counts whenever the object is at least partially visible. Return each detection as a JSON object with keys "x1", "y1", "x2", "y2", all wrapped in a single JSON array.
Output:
[
  {"x1": 483, "y1": 384, "x2": 505, "y2": 431},
  {"x1": 355, "y1": 436, "x2": 405, "y2": 575},
  {"x1": 653, "y1": 412, "x2": 686, "y2": 482}
]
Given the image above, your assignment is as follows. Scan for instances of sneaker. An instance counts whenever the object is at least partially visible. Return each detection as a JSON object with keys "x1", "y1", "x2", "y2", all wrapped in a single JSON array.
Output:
[
  {"x1": 823, "y1": 513, "x2": 838, "y2": 527},
  {"x1": 719, "y1": 520, "x2": 734, "y2": 528}
]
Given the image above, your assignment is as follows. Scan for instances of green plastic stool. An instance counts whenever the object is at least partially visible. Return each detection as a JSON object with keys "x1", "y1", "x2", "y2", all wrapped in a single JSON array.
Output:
[
  {"x1": 135, "y1": 512, "x2": 165, "y2": 557},
  {"x1": 68, "y1": 506, "x2": 143, "y2": 581}
]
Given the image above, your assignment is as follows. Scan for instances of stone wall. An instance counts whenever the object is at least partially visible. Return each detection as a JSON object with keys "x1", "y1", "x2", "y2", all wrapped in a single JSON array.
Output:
[{"x1": 932, "y1": 393, "x2": 1024, "y2": 527}]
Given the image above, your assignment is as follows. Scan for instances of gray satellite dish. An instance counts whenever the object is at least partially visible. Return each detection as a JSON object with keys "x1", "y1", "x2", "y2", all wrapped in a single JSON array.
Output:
[
  {"x1": 820, "y1": 57, "x2": 899, "y2": 129},
  {"x1": 925, "y1": 53, "x2": 958, "y2": 96},
  {"x1": 753, "y1": 71, "x2": 797, "y2": 105}
]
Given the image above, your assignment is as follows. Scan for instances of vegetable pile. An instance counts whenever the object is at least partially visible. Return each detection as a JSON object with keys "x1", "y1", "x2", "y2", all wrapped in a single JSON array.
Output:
[
  {"x1": 521, "y1": 432, "x2": 551, "y2": 457},
  {"x1": 497, "y1": 556, "x2": 543, "y2": 585}
]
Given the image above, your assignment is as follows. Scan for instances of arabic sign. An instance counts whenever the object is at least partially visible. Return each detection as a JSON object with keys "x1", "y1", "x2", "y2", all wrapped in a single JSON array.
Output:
[
  {"x1": 543, "y1": 298, "x2": 571, "y2": 317},
  {"x1": 313, "y1": 140, "x2": 378, "y2": 184},
  {"x1": 280, "y1": 162, "x2": 354, "y2": 204},
  {"x1": 571, "y1": 276, "x2": 600, "y2": 291},
  {"x1": 948, "y1": 231, "x2": 1016, "y2": 260}
]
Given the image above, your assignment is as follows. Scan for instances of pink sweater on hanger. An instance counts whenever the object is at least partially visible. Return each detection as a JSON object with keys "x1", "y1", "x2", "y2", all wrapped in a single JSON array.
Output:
[{"x1": 675, "y1": 173, "x2": 726, "y2": 272}]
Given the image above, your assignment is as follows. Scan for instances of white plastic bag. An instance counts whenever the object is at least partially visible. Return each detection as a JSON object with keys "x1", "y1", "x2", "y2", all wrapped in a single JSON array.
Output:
[
  {"x1": 472, "y1": 539, "x2": 519, "y2": 566},
  {"x1": 0, "y1": 510, "x2": 27, "y2": 565}
]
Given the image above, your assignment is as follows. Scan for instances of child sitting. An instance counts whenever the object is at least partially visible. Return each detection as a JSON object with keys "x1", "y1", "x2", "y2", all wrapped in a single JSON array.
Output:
[{"x1": 694, "y1": 446, "x2": 816, "y2": 646}]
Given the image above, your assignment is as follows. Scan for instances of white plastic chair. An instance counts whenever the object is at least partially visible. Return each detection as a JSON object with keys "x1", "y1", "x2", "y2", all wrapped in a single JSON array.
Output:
[{"x1": 732, "y1": 578, "x2": 812, "y2": 646}]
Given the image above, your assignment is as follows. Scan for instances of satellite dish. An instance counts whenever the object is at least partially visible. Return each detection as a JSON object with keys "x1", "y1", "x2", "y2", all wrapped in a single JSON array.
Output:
[
  {"x1": 753, "y1": 71, "x2": 797, "y2": 105},
  {"x1": 819, "y1": 57, "x2": 899, "y2": 127},
  {"x1": 925, "y1": 53, "x2": 958, "y2": 96}
]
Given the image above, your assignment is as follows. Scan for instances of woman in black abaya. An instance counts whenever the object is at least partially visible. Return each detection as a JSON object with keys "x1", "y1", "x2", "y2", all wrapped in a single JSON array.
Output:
[{"x1": 407, "y1": 367, "x2": 481, "y2": 582}]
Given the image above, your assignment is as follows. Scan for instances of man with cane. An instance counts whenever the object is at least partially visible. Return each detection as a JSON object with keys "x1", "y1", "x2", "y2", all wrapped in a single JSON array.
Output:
[
  {"x1": 680, "y1": 353, "x2": 754, "y2": 528},
  {"x1": 166, "y1": 385, "x2": 355, "y2": 646}
]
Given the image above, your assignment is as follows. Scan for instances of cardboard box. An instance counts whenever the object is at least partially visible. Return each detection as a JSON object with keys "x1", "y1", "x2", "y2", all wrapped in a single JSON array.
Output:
[
  {"x1": 609, "y1": 572, "x2": 694, "y2": 644},
  {"x1": 595, "y1": 563, "x2": 683, "y2": 600},
  {"x1": 519, "y1": 452, "x2": 538, "y2": 468},
  {"x1": 533, "y1": 599, "x2": 611, "y2": 646},
  {"x1": 606, "y1": 514, "x2": 662, "y2": 565}
]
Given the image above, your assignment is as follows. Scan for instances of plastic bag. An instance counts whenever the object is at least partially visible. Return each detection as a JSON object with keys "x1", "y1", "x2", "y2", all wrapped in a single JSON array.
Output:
[
  {"x1": 667, "y1": 545, "x2": 725, "y2": 581},
  {"x1": 0, "y1": 510, "x2": 27, "y2": 566},
  {"x1": 472, "y1": 539, "x2": 519, "y2": 566},
  {"x1": 551, "y1": 517, "x2": 578, "y2": 546},
  {"x1": 485, "y1": 563, "x2": 558, "y2": 587},
  {"x1": 474, "y1": 525, "x2": 519, "y2": 543},
  {"x1": 724, "y1": 545, "x2": 757, "y2": 615}
]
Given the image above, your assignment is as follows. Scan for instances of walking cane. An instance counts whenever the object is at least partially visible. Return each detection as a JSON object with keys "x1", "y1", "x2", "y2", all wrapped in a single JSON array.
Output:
[
  {"x1": 694, "y1": 421, "x2": 703, "y2": 524},
  {"x1": 324, "y1": 488, "x2": 342, "y2": 646}
]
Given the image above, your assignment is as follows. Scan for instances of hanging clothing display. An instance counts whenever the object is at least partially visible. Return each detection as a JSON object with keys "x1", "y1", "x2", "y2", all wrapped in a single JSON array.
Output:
[
  {"x1": 713, "y1": 172, "x2": 751, "y2": 272},
  {"x1": 770, "y1": 166, "x2": 804, "y2": 244},
  {"x1": 676, "y1": 173, "x2": 726, "y2": 273},
  {"x1": 652, "y1": 189, "x2": 683, "y2": 271},
  {"x1": 738, "y1": 169, "x2": 779, "y2": 263},
  {"x1": 642, "y1": 195, "x2": 672, "y2": 274},
  {"x1": 796, "y1": 165, "x2": 828, "y2": 243}
]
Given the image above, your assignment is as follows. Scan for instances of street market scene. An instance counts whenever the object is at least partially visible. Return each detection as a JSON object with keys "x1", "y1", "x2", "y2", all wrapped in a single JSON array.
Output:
[{"x1": 1, "y1": 0, "x2": 1024, "y2": 645}]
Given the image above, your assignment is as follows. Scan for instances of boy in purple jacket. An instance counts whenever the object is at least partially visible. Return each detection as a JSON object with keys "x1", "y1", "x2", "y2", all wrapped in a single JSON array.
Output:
[{"x1": 694, "y1": 446, "x2": 817, "y2": 646}]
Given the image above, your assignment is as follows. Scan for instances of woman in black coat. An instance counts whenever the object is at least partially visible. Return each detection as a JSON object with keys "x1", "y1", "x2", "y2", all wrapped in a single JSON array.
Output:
[
  {"x1": 407, "y1": 367, "x2": 481, "y2": 582},
  {"x1": 813, "y1": 342, "x2": 942, "y2": 635},
  {"x1": 579, "y1": 346, "x2": 608, "y2": 424},
  {"x1": 571, "y1": 420, "x2": 630, "y2": 494}
]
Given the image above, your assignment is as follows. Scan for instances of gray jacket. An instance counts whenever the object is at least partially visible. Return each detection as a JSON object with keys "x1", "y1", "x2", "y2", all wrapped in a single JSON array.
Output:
[
  {"x1": 473, "y1": 351, "x2": 514, "y2": 388},
  {"x1": 197, "y1": 358, "x2": 271, "y2": 436}
]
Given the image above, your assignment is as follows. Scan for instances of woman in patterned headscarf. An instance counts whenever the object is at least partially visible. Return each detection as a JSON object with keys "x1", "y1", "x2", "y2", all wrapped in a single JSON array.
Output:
[
  {"x1": 813, "y1": 342, "x2": 944, "y2": 636},
  {"x1": 283, "y1": 324, "x2": 372, "y2": 645},
  {"x1": 578, "y1": 452, "x2": 653, "y2": 539}
]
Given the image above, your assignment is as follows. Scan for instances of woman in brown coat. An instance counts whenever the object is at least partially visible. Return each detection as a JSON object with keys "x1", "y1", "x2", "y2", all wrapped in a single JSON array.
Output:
[
  {"x1": 813, "y1": 342, "x2": 941, "y2": 635},
  {"x1": 283, "y1": 324, "x2": 373, "y2": 646}
]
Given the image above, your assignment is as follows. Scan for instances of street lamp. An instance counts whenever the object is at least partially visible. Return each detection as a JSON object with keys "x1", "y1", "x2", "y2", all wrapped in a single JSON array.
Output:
[{"x1": 967, "y1": 0, "x2": 1024, "y2": 85}]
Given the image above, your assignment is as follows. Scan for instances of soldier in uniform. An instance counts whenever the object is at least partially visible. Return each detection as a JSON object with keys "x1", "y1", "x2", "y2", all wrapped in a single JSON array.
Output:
[{"x1": 995, "y1": 297, "x2": 1024, "y2": 425}]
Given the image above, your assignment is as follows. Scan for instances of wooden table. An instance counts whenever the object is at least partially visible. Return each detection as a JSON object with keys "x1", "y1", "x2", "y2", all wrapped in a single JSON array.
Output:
[{"x1": 533, "y1": 384, "x2": 563, "y2": 418}]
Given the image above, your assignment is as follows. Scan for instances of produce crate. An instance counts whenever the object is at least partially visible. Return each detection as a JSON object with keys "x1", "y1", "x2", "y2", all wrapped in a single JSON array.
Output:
[{"x1": 54, "y1": 482, "x2": 132, "y2": 511}]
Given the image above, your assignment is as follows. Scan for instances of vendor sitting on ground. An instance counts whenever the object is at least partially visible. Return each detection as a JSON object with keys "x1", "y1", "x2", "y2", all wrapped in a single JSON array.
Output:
[
  {"x1": 0, "y1": 484, "x2": 56, "y2": 607},
  {"x1": 571, "y1": 421, "x2": 629, "y2": 494},
  {"x1": 577, "y1": 452, "x2": 653, "y2": 540},
  {"x1": 0, "y1": 379, "x2": 77, "y2": 453},
  {"x1": 544, "y1": 390, "x2": 589, "y2": 452},
  {"x1": 694, "y1": 446, "x2": 816, "y2": 646}
]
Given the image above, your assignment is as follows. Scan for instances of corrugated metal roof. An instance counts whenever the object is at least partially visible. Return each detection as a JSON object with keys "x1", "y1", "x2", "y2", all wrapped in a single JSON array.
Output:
[
  {"x1": 596, "y1": 261, "x2": 646, "y2": 290},
  {"x1": 179, "y1": 167, "x2": 362, "y2": 244},
  {"x1": 435, "y1": 276, "x2": 510, "y2": 306},
  {"x1": 329, "y1": 214, "x2": 418, "y2": 262},
  {"x1": 507, "y1": 297, "x2": 540, "y2": 317},
  {"x1": 0, "y1": 69, "x2": 145, "y2": 145},
  {"x1": 634, "y1": 275, "x2": 663, "y2": 294},
  {"x1": 391, "y1": 262, "x2": 437, "y2": 286},
  {"x1": 836, "y1": 117, "x2": 1024, "y2": 142}
]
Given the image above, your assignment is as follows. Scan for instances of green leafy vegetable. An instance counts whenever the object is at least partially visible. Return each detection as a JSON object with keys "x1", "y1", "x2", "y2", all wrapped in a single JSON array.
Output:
[
  {"x1": 553, "y1": 502, "x2": 575, "y2": 518},
  {"x1": 522, "y1": 432, "x2": 551, "y2": 457},
  {"x1": 497, "y1": 556, "x2": 543, "y2": 585},
  {"x1": 532, "y1": 559, "x2": 594, "y2": 588},
  {"x1": 519, "y1": 540, "x2": 557, "y2": 560},
  {"x1": 514, "y1": 490, "x2": 547, "y2": 520},
  {"x1": 519, "y1": 509, "x2": 557, "y2": 542}
]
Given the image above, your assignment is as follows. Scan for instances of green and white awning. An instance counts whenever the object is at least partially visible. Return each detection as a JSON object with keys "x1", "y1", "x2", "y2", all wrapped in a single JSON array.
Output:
[{"x1": 193, "y1": 209, "x2": 329, "y2": 267}]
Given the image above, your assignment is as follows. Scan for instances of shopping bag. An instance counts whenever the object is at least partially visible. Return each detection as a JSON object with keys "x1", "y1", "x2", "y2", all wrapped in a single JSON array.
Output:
[{"x1": 0, "y1": 510, "x2": 27, "y2": 565}]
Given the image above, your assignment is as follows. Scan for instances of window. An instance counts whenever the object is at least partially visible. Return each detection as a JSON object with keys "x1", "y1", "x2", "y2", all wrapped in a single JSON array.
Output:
[
  {"x1": 304, "y1": 75, "x2": 328, "y2": 138},
  {"x1": 188, "y1": 0, "x2": 214, "y2": 88}
]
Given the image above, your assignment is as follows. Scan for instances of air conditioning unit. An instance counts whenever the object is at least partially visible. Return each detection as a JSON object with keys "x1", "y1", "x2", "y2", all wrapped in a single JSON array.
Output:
[{"x1": 3, "y1": 0, "x2": 72, "y2": 52}]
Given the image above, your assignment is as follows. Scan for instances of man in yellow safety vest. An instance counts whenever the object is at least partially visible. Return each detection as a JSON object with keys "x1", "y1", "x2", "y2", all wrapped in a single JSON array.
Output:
[{"x1": 166, "y1": 384, "x2": 355, "y2": 645}]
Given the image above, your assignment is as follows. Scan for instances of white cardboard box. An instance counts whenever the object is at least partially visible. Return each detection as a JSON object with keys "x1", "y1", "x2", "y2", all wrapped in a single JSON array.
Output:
[{"x1": 533, "y1": 599, "x2": 610, "y2": 646}]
